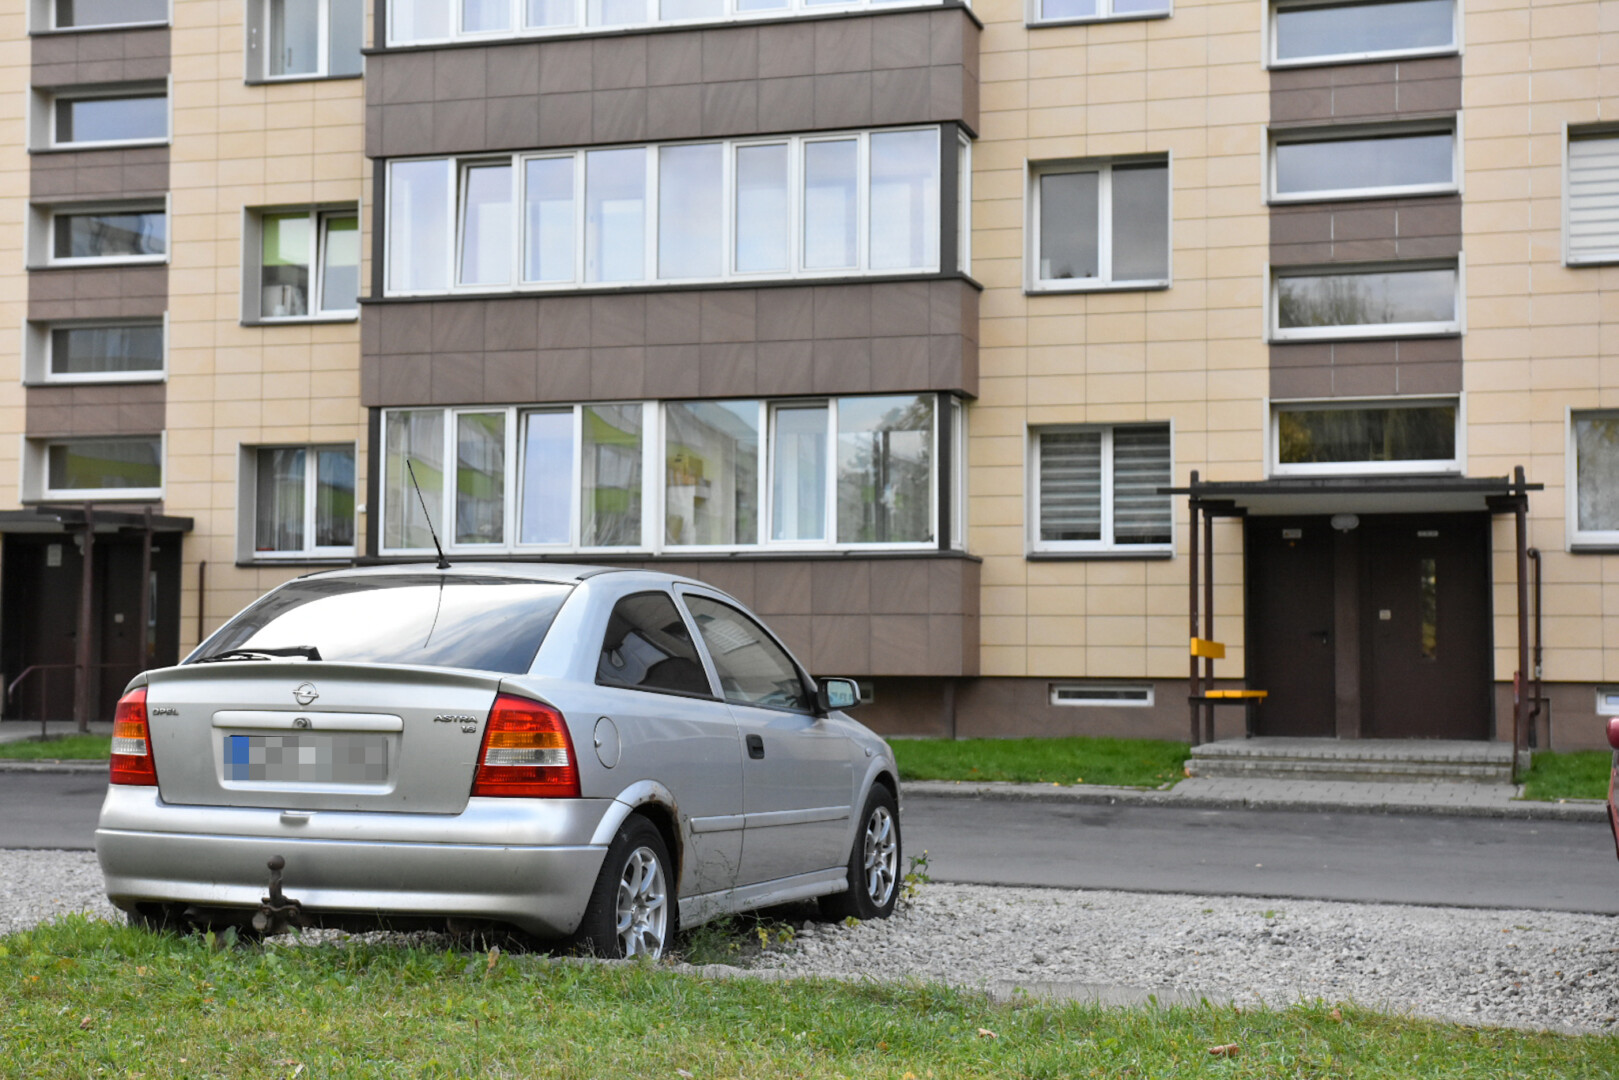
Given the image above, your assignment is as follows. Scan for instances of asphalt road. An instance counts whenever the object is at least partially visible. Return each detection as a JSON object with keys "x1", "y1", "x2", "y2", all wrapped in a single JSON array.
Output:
[
  {"x1": 904, "y1": 795, "x2": 1619, "y2": 915},
  {"x1": 4, "y1": 773, "x2": 1616, "y2": 914}
]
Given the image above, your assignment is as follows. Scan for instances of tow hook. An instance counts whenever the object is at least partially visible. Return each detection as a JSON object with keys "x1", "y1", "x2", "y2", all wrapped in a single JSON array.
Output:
[{"x1": 252, "y1": 855, "x2": 309, "y2": 935}]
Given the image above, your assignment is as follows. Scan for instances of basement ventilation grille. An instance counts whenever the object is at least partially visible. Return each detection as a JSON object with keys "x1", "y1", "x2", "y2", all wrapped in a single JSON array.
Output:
[{"x1": 1050, "y1": 684, "x2": 1154, "y2": 708}]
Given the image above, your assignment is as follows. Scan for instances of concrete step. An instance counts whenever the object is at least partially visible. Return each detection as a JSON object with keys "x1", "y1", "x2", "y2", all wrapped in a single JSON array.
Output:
[{"x1": 1186, "y1": 737, "x2": 1515, "y2": 785}]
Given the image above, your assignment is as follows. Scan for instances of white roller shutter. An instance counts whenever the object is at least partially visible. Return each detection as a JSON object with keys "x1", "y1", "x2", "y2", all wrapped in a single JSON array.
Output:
[{"x1": 1569, "y1": 135, "x2": 1619, "y2": 264}]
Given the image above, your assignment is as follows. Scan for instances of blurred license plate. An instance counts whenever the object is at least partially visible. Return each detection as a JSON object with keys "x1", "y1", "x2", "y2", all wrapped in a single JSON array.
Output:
[{"x1": 223, "y1": 734, "x2": 388, "y2": 784}]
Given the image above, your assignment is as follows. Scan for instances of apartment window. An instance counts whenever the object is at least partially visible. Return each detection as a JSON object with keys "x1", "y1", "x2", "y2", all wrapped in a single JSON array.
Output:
[
  {"x1": 249, "y1": 445, "x2": 357, "y2": 557},
  {"x1": 249, "y1": 0, "x2": 365, "y2": 81},
  {"x1": 50, "y1": 89, "x2": 167, "y2": 148},
  {"x1": 47, "y1": 0, "x2": 168, "y2": 29},
  {"x1": 1030, "y1": 424, "x2": 1172, "y2": 554},
  {"x1": 1271, "y1": 0, "x2": 1455, "y2": 66},
  {"x1": 387, "y1": 0, "x2": 946, "y2": 44},
  {"x1": 26, "y1": 320, "x2": 165, "y2": 384},
  {"x1": 1031, "y1": 0, "x2": 1168, "y2": 25},
  {"x1": 46, "y1": 206, "x2": 167, "y2": 266},
  {"x1": 384, "y1": 128, "x2": 946, "y2": 296},
  {"x1": 1271, "y1": 124, "x2": 1455, "y2": 201},
  {"x1": 36, "y1": 437, "x2": 163, "y2": 499},
  {"x1": 1570, "y1": 411, "x2": 1619, "y2": 547},
  {"x1": 1272, "y1": 400, "x2": 1459, "y2": 476},
  {"x1": 381, "y1": 395, "x2": 940, "y2": 555},
  {"x1": 1028, "y1": 158, "x2": 1169, "y2": 291},
  {"x1": 247, "y1": 207, "x2": 360, "y2": 321},
  {"x1": 1271, "y1": 262, "x2": 1459, "y2": 340},
  {"x1": 1567, "y1": 132, "x2": 1619, "y2": 266}
]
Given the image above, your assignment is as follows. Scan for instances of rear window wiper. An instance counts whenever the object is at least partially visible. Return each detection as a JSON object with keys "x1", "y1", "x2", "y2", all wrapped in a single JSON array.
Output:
[{"x1": 198, "y1": 646, "x2": 323, "y2": 663}]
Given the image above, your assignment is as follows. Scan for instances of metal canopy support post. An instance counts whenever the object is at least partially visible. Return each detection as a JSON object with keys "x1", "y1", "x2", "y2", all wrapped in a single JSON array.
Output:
[
  {"x1": 1513, "y1": 465, "x2": 1531, "y2": 780},
  {"x1": 72, "y1": 504, "x2": 95, "y2": 733},
  {"x1": 1202, "y1": 504, "x2": 1215, "y2": 746},
  {"x1": 1187, "y1": 471, "x2": 1201, "y2": 746}
]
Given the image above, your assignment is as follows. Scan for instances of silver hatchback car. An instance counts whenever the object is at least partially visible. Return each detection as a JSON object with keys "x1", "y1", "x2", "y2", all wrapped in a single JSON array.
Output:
[{"x1": 96, "y1": 564, "x2": 902, "y2": 958}]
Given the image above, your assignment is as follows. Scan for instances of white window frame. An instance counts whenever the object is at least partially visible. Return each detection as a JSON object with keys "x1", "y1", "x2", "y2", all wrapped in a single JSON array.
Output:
[
  {"x1": 1564, "y1": 126, "x2": 1619, "y2": 268},
  {"x1": 24, "y1": 315, "x2": 169, "y2": 386},
  {"x1": 1265, "y1": 0, "x2": 1460, "y2": 69},
  {"x1": 1268, "y1": 396, "x2": 1464, "y2": 477},
  {"x1": 384, "y1": 127, "x2": 945, "y2": 298},
  {"x1": 1566, "y1": 407, "x2": 1619, "y2": 550},
  {"x1": 1267, "y1": 119, "x2": 1460, "y2": 203},
  {"x1": 956, "y1": 132, "x2": 973, "y2": 276},
  {"x1": 247, "y1": 204, "x2": 362, "y2": 323},
  {"x1": 386, "y1": 0, "x2": 955, "y2": 47},
  {"x1": 259, "y1": 0, "x2": 332, "y2": 81},
  {"x1": 378, "y1": 398, "x2": 942, "y2": 557},
  {"x1": 24, "y1": 434, "x2": 166, "y2": 502},
  {"x1": 44, "y1": 84, "x2": 171, "y2": 151},
  {"x1": 1026, "y1": 0, "x2": 1171, "y2": 28},
  {"x1": 1026, "y1": 422, "x2": 1176, "y2": 556},
  {"x1": 1268, "y1": 258, "x2": 1463, "y2": 342},
  {"x1": 244, "y1": 443, "x2": 360, "y2": 560},
  {"x1": 1025, "y1": 155, "x2": 1172, "y2": 294},
  {"x1": 39, "y1": 200, "x2": 169, "y2": 269},
  {"x1": 32, "y1": 0, "x2": 171, "y2": 32}
]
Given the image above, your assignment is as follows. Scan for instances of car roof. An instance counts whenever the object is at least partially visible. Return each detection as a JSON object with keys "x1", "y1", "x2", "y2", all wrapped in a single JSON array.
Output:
[{"x1": 295, "y1": 562, "x2": 716, "y2": 591}]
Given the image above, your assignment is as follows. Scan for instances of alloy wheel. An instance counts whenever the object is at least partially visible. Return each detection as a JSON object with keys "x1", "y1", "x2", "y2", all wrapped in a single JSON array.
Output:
[
  {"x1": 615, "y1": 846, "x2": 668, "y2": 958},
  {"x1": 862, "y1": 805, "x2": 898, "y2": 907}
]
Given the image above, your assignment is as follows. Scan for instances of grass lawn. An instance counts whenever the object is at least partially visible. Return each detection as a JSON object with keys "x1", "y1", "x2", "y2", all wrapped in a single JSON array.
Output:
[
  {"x1": 0, "y1": 734, "x2": 110, "y2": 761},
  {"x1": 2, "y1": 917, "x2": 1614, "y2": 1079},
  {"x1": 890, "y1": 736, "x2": 1190, "y2": 789},
  {"x1": 1520, "y1": 749, "x2": 1612, "y2": 802}
]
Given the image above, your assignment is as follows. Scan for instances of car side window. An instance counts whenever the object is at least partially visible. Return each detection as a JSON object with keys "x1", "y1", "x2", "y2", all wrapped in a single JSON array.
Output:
[
  {"x1": 681, "y1": 595, "x2": 811, "y2": 713},
  {"x1": 597, "y1": 591, "x2": 713, "y2": 697}
]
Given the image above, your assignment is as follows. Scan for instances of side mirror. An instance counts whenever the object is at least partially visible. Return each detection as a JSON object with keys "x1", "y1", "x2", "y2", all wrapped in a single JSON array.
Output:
[{"x1": 816, "y1": 677, "x2": 861, "y2": 713}]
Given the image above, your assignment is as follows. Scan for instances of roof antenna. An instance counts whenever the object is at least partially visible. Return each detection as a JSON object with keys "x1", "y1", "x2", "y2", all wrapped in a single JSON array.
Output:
[{"x1": 406, "y1": 458, "x2": 451, "y2": 570}]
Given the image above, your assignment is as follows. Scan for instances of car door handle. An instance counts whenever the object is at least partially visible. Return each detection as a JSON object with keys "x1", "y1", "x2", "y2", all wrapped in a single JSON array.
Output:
[{"x1": 746, "y1": 734, "x2": 765, "y2": 759}]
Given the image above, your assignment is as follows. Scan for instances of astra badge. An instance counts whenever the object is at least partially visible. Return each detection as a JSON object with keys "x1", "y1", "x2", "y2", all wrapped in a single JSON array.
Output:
[{"x1": 292, "y1": 682, "x2": 319, "y2": 707}]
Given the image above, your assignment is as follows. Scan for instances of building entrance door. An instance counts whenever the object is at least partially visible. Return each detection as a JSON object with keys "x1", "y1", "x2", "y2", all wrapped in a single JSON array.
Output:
[
  {"x1": 1244, "y1": 512, "x2": 1493, "y2": 740},
  {"x1": 1359, "y1": 514, "x2": 1492, "y2": 740},
  {"x1": 1245, "y1": 516, "x2": 1338, "y2": 737},
  {"x1": 1, "y1": 531, "x2": 182, "y2": 724}
]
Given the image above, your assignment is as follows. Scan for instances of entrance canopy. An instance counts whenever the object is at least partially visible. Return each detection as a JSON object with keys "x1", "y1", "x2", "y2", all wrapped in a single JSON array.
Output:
[
  {"x1": 1160, "y1": 474, "x2": 1541, "y2": 517},
  {"x1": 0, "y1": 505, "x2": 193, "y2": 535}
]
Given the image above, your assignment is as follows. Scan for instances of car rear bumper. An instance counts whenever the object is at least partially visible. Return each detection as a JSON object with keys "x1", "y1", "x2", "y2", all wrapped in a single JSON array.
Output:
[{"x1": 96, "y1": 785, "x2": 612, "y2": 938}]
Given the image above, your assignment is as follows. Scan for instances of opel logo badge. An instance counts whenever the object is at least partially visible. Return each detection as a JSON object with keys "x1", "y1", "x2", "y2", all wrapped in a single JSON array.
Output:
[{"x1": 293, "y1": 682, "x2": 319, "y2": 707}]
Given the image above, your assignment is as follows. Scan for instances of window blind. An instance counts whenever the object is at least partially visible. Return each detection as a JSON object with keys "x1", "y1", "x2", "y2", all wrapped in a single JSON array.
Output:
[
  {"x1": 1112, "y1": 424, "x2": 1172, "y2": 544},
  {"x1": 1039, "y1": 431, "x2": 1102, "y2": 542},
  {"x1": 1569, "y1": 135, "x2": 1619, "y2": 263}
]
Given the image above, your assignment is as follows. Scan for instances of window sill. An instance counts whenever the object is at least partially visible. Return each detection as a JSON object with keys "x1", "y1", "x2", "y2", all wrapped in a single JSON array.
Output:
[
  {"x1": 243, "y1": 315, "x2": 360, "y2": 327},
  {"x1": 1267, "y1": 186, "x2": 1458, "y2": 206},
  {"x1": 1027, "y1": 280, "x2": 1170, "y2": 296},
  {"x1": 32, "y1": 259, "x2": 169, "y2": 271},
  {"x1": 1569, "y1": 544, "x2": 1619, "y2": 555},
  {"x1": 1567, "y1": 256, "x2": 1619, "y2": 269},
  {"x1": 1266, "y1": 47, "x2": 1458, "y2": 70},
  {"x1": 1027, "y1": 549, "x2": 1174, "y2": 561},
  {"x1": 27, "y1": 374, "x2": 166, "y2": 386},
  {"x1": 30, "y1": 22, "x2": 170, "y2": 36},
  {"x1": 245, "y1": 73, "x2": 364, "y2": 87},
  {"x1": 1027, "y1": 11, "x2": 1170, "y2": 28},
  {"x1": 236, "y1": 557, "x2": 356, "y2": 568},
  {"x1": 370, "y1": 269, "x2": 983, "y2": 303},
  {"x1": 31, "y1": 141, "x2": 170, "y2": 155},
  {"x1": 31, "y1": 491, "x2": 163, "y2": 503},
  {"x1": 1269, "y1": 329, "x2": 1460, "y2": 345}
]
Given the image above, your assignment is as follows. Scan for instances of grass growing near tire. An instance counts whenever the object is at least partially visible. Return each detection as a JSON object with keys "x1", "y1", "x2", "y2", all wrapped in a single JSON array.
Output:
[
  {"x1": 1520, "y1": 749, "x2": 1612, "y2": 802},
  {"x1": 3, "y1": 917, "x2": 1614, "y2": 1079},
  {"x1": 891, "y1": 736, "x2": 1191, "y2": 788},
  {"x1": 0, "y1": 734, "x2": 110, "y2": 761}
]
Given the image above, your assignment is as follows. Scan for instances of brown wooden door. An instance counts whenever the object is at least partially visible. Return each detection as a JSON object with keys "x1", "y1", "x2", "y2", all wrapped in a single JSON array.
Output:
[
  {"x1": 1360, "y1": 514, "x2": 1491, "y2": 740},
  {"x1": 1245, "y1": 516, "x2": 1337, "y2": 737}
]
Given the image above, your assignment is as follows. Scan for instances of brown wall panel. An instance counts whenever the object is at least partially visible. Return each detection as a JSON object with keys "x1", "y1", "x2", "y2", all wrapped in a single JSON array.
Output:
[
  {"x1": 26, "y1": 383, "x2": 166, "y2": 437},
  {"x1": 28, "y1": 266, "x2": 169, "y2": 321},
  {"x1": 1269, "y1": 337, "x2": 1461, "y2": 399},
  {"x1": 31, "y1": 27, "x2": 170, "y2": 86},
  {"x1": 1270, "y1": 196, "x2": 1460, "y2": 266},
  {"x1": 31, "y1": 146, "x2": 170, "y2": 200},
  {"x1": 362, "y1": 278, "x2": 979, "y2": 405},
  {"x1": 365, "y1": 8, "x2": 979, "y2": 158},
  {"x1": 1269, "y1": 55, "x2": 1459, "y2": 124}
]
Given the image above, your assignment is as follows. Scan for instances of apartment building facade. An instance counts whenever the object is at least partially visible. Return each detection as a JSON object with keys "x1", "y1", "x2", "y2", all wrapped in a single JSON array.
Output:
[{"x1": 2, "y1": 0, "x2": 1615, "y2": 750}]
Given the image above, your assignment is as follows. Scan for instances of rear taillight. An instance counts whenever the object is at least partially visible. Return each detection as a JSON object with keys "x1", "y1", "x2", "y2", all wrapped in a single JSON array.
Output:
[
  {"x1": 109, "y1": 687, "x2": 157, "y2": 787},
  {"x1": 470, "y1": 694, "x2": 580, "y2": 798}
]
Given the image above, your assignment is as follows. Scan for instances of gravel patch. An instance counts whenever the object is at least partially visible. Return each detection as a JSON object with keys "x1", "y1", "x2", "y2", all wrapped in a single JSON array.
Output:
[
  {"x1": 758, "y1": 884, "x2": 1619, "y2": 1034},
  {"x1": 7, "y1": 850, "x2": 1617, "y2": 1035}
]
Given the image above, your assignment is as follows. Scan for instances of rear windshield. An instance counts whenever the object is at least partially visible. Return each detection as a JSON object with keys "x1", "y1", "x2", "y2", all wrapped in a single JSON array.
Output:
[{"x1": 196, "y1": 575, "x2": 573, "y2": 674}]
